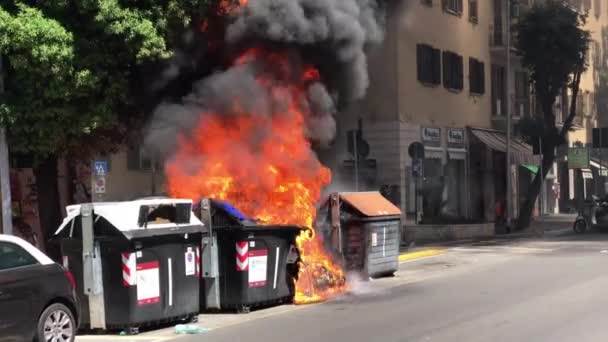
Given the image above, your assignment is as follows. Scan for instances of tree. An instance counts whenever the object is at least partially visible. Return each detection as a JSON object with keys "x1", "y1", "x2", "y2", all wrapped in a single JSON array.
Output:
[
  {"x1": 514, "y1": 0, "x2": 590, "y2": 229},
  {"x1": 0, "y1": 1, "x2": 209, "y2": 250}
]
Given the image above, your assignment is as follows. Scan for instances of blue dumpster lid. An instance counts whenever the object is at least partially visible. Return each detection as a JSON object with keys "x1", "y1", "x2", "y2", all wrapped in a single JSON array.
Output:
[{"x1": 211, "y1": 200, "x2": 254, "y2": 222}]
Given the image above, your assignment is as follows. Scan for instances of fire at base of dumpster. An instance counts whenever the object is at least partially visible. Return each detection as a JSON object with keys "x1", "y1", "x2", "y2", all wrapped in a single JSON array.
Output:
[{"x1": 293, "y1": 228, "x2": 347, "y2": 305}]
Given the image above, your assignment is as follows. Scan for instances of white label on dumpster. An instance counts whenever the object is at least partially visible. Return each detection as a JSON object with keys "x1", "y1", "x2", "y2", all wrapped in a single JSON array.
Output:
[
  {"x1": 371, "y1": 232, "x2": 378, "y2": 247},
  {"x1": 185, "y1": 248, "x2": 195, "y2": 276},
  {"x1": 248, "y1": 249, "x2": 268, "y2": 288},
  {"x1": 136, "y1": 261, "x2": 160, "y2": 306}
]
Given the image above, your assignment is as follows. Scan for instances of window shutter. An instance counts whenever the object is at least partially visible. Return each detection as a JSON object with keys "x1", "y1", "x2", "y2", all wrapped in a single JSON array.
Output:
[
  {"x1": 457, "y1": 55, "x2": 464, "y2": 90},
  {"x1": 479, "y1": 61, "x2": 485, "y2": 94},
  {"x1": 416, "y1": 45, "x2": 424, "y2": 82},
  {"x1": 432, "y1": 48, "x2": 441, "y2": 84},
  {"x1": 469, "y1": 58, "x2": 475, "y2": 92},
  {"x1": 127, "y1": 147, "x2": 140, "y2": 171},
  {"x1": 442, "y1": 51, "x2": 450, "y2": 88}
]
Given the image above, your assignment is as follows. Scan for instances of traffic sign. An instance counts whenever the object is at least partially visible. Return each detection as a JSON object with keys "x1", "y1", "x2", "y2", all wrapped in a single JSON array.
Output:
[
  {"x1": 412, "y1": 158, "x2": 423, "y2": 178},
  {"x1": 94, "y1": 161, "x2": 108, "y2": 177},
  {"x1": 408, "y1": 142, "x2": 425, "y2": 159},
  {"x1": 94, "y1": 176, "x2": 106, "y2": 194}
]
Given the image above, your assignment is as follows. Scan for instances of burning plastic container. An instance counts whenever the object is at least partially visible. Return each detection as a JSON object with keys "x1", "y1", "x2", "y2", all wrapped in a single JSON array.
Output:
[
  {"x1": 196, "y1": 199, "x2": 301, "y2": 313},
  {"x1": 53, "y1": 199, "x2": 203, "y2": 333},
  {"x1": 317, "y1": 192, "x2": 402, "y2": 278}
]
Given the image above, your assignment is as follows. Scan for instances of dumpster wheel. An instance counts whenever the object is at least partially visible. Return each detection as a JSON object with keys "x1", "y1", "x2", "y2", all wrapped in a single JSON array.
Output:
[
  {"x1": 125, "y1": 326, "x2": 140, "y2": 335},
  {"x1": 236, "y1": 305, "x2": 251, "y2": 314}
]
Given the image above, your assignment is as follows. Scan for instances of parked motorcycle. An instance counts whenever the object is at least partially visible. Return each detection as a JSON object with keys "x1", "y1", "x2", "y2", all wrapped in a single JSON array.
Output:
[{"x1": 573, "y1": 195, "x2": 608, "y2": 233}]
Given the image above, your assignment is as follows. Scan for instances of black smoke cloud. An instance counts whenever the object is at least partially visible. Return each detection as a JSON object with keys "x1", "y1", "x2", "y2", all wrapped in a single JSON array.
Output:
[{"x1": 146, "y1": 0, "x2": 386, "y2": 155}]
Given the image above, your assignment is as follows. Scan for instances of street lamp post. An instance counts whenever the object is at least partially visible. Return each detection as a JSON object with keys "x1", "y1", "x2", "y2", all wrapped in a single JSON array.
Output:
[{"x1": 505, "y1": 0, "x2": 513, "y2": 229}]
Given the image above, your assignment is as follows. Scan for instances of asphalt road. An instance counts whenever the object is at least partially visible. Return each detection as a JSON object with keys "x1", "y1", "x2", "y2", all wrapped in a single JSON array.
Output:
[{"x1": 177, "y1": 231, "x2": 608, "y2": 342}]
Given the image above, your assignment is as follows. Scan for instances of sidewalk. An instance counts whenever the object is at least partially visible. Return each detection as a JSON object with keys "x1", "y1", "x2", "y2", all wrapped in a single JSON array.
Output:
[{"x1": 401, "y1": 214, "x2": 575, "y2": 252}]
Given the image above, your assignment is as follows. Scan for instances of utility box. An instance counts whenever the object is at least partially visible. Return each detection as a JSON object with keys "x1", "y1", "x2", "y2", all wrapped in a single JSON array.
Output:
[
  {"x1": 317, "y1": 192, "x2": 402, "y2": 278},
  {"x1": 196, "y1": 199, "x2": 301, "y2": 313},
  {"x1": 53, "y1": 199, "x2": 203, "y2": 333}
]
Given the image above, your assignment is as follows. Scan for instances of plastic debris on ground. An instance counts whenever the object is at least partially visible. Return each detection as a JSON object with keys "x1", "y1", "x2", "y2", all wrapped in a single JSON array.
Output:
[{"x1": 175, "y1": 324, "x2": 210, "y2": 335}]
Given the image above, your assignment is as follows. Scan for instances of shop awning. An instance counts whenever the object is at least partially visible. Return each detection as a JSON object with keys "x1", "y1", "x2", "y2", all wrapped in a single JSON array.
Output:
[
  {"x1": 522, "y1": 165, "x2": 539, "y2": 174},
  {"x1": 582, "y1": 169, "x2": 594, "y2": 179},
  {"x1": 469, "y1": 128, "x2": 538, "y2": 164}
]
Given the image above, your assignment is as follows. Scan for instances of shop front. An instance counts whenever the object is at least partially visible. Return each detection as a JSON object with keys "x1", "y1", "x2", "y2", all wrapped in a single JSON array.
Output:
[
  {"x1": 417, "y1": 126, "x2": 469, "y2": 224},
  {"x1": 468, "y1": 127, "x2": 538, "y2": 223}
]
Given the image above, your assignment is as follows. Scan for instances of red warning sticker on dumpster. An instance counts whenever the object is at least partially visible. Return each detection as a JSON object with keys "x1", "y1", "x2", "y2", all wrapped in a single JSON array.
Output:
[
  {"x1": 248, "y1": 249, "x2": 268, "y2": 288},
  {"x1": 136, "y1": 261, "x2": 160, "y2": 306}
]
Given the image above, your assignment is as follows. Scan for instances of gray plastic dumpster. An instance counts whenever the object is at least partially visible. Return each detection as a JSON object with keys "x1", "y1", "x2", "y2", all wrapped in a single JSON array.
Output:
[
  {"x1": 53, "y1": 199, "x2": 203, "y2": 333},
  {"x1": 317, "y1": 192, "x2": 402, "y2": 278}
]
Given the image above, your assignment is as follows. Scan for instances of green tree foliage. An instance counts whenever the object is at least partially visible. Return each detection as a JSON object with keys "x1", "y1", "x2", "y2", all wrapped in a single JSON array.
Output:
[
  {"x1": 0, "y1": 0, "x2": 209, "y2": 157},
  {"x1": 0, "y1": 0, "x2": 209, "y2": 249},
  {"x1": 513, "y1": 0, "x2": 590, "y2": 229}
]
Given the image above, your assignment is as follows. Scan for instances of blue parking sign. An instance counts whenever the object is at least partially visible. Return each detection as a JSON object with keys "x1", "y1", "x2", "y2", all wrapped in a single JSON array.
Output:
[{"x1": 94, "y1": 161, "x2": 108, "y2": 177}]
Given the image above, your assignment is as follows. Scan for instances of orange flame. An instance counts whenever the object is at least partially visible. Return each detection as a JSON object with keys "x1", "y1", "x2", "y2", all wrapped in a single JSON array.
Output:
[{"x1": 166, "y1": 48, "x2": 346, "y2": 304}]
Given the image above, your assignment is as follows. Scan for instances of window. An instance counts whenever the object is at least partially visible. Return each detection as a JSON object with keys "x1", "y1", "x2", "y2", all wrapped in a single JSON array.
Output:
[
  {"x1": 583, "y1": 0, "x2": 591, "y2": 12},
  {"x1": 469, "y1": 0, "x2": 478, "y2": 22},
  {"x1": 443, "y1": 0, "x2": 463, "y2": 14},
  {"x1": 0, "y1": 242, "x2": 37, "y2": 271},
  {"x1": 416, "y1": 44, "x2": 441, "y2": 85},
  {"x1": 442, "y1": 51, "x2": 463, "y2": 91},
  {"x1": 127, "y1": 146, "x2": 161, "y2": 171},
  {"x1": 594, "y1": 0, "x2": 601, "y2": 17},
  {"x1": 469, "y1": 58, "x2": 485, "y2": 95},
  {"x1": 515, "y1": 71, "x2": 530, "y2": 117},
  {"x1": 491, "y1": 64, "x2": 506, "y2": 116},
  {"x1": 593, "y1": 40, "x2": 602, "y2": 67},
  {"x1": 421, "y1": 0, "x2": 433, "y2": 6}
]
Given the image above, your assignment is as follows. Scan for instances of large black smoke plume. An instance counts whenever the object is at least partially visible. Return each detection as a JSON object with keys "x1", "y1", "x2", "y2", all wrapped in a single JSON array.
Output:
[{"x1": 146, "y1": 0, "x2": 386, "y2": 156}]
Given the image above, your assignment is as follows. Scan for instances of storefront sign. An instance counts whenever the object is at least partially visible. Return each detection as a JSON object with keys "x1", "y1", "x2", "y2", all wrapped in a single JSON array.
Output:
[
  {"x1": 421, "y1": 127, "x2": 442, "y2": 147},
  {"x1": 567, "y1": 147, "x2": 589, "y2": 169},
  {"x1": 447, "y1": 128, "x2": 465, "y2": 148}
]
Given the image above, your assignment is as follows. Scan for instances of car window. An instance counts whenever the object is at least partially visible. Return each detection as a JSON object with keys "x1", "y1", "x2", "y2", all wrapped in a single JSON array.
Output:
[{"x1": 0, "y1": 242, "x2": 39, "y2": 271}]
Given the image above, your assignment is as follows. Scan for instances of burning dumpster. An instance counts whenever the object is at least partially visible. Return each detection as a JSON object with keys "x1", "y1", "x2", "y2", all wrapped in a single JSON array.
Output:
[
  {"x1": 196, "y1": 199, "x2": 302, "y2": 313},
  {"x1": 318, "y1": 192, "x2": 402, "y2": 278},
  {"x1": 53, "y1": 199, "x2": 203, "y2": 333}
]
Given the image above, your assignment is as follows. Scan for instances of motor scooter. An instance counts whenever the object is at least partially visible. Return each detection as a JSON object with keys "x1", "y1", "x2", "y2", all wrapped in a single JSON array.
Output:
[{"x1": 573, "y1": 195, "x2": 608, "y2": 233}]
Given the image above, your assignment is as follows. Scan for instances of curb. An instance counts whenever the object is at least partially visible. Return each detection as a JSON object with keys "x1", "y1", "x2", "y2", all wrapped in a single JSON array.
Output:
[{"x1": 398, "y1": 249, "x2": 447, "y2": 262}]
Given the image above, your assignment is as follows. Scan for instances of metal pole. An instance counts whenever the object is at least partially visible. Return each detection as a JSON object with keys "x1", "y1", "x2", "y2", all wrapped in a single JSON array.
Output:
[
  {"x1": 0, "y1": 54, "x2": 12, "y2": 235},
  {"x1": 0, "y1": 128, "x2": 11, "y2": 235},
  {"x1": 539, "y1": 136, "x2": 544, "y2": 216},
  {"x1": 600, "y1": 129, "x2": 603, "y2": 195},
  {"x1": 505, "y1": 0, "x2": 513, "y2": 228},
  {"x1": 353, "y1": 132, "x2": 359, "y2": 191}
]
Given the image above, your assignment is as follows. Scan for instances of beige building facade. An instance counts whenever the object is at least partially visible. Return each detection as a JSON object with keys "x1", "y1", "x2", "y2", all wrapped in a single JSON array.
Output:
[{"x1": 329, "y1": 0, "x2": 608, "y2": 224}]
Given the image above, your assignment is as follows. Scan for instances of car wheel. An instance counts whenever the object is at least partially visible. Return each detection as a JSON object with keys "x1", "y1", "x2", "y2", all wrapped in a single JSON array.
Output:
[{"x1": 36, "y1": 303, "x2": 76, "y2": 342}]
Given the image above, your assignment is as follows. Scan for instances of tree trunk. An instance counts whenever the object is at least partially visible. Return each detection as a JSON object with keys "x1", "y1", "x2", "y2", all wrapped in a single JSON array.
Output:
[
  {"x1": 516, "y1": 144, "x2": 556, "y2": 230},
  {"x1": 34, "y1": 156, "x2": 62, "y2": 258}
]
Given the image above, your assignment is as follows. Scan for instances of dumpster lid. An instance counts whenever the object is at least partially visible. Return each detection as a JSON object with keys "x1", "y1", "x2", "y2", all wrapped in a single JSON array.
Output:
[
  {"x1": 55, "y1": 198, "x2": 203, "y2": 236},
  {"x1": 211, "y1": 200, "x2": 254, "y2": 222},
  {"x1": 338, "y1": 192, "x2": 401, "y2": 217}
]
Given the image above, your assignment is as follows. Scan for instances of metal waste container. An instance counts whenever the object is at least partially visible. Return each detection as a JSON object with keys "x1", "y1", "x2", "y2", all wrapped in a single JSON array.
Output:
[
  {"x1": 53, "y1": 199, "x2": 203, "y2": 333},
  {"x1": 196, "y1": 199, "x2": 301, "y2": 313},
  {"x1": 317, "y1": 192, "x2": 402, "y2": 278}
]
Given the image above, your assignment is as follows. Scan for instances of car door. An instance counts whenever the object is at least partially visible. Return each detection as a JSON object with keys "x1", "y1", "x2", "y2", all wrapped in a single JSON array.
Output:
[{"x1": 0, "y1": 241, "x2": 40, "y2": 342}]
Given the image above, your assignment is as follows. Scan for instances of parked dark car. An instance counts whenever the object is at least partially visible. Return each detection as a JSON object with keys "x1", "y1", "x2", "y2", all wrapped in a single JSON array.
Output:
[{"x1": 0, "y1": 234, "x2": 80, "y2": 342}]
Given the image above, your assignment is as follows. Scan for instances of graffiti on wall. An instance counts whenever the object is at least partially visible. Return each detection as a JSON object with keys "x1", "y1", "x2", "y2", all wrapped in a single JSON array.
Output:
[{"x1": 10, "y1": 169, "x2": 42, "y2": 248}]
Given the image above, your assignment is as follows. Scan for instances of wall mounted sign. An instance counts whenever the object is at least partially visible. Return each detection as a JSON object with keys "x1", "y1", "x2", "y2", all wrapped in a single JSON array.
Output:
[{"x1": 421, "y1": 127, "x2": 442, "y2": 147}]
